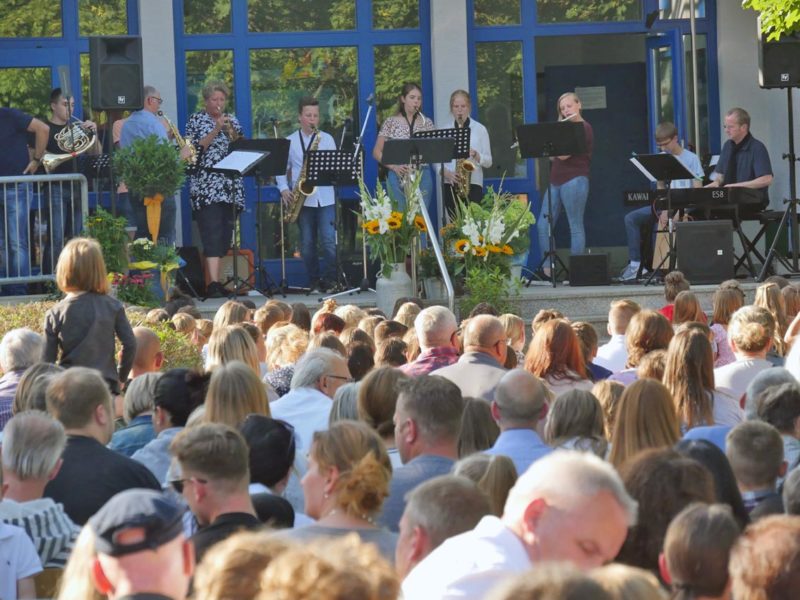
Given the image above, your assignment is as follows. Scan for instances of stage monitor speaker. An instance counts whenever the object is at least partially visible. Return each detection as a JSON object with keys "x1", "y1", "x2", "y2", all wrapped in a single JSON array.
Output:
[
  {"x1": 89, "y1": 36, "x2": 144, "y2": 110},
  {"x1": 569, "y1": 253, "x2": 609, "y2": 287},
  {"x1": 675, "y1": 220, "x2": 734, "y2": 284},
  {"x1": 758, "y1": 31, "x2": 800, "y2": 89},
  {"x1": 176, "y1": 246, "x2": 205, "y2": 298}
]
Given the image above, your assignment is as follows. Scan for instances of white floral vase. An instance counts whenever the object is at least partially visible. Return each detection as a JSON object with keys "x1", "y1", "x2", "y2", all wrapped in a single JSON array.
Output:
[{"x1": 376, "y1": 263, "x2": 413, "y2": 316}]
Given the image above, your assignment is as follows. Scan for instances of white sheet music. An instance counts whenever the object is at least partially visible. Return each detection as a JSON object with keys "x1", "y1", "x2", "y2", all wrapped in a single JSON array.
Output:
[
  {"x1": 212, "y1": 151, "x2": 265, "y2": 174},
  {"x1": 630, "y1": 157, "x2": 658, "y2": 183}
]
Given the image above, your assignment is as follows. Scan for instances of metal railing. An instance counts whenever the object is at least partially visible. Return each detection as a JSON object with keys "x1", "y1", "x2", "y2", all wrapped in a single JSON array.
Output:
[
  {"x1": 417, "y1": 199, "x2": 454, "y2": 312},
  {"x1": 0, "y1": 174, "x2": 89, "y2": 287}
]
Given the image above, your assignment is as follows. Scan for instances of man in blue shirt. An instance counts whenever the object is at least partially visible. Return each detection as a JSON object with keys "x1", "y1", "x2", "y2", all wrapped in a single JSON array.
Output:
[
  {"x1": 485, "y1": 369, "x2": 552, "y2": 475},
  {"x1": 0, "y1": 108, "x2": 50, "y2": 295}
]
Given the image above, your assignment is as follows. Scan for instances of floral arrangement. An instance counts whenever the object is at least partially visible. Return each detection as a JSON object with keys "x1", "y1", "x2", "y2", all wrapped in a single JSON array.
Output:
[
  {"x1": 109, "y1": 271, "x2": 160, "y2": 308},
  {"x1": 128, "y1": 237, "x2": 182, "y2": 296},
  {"x1": 358, "y1": 170, "x2": 425, "y2": 278},
  {"x1": 82, "y1": 208, "x2": 129, "y2": 274}
]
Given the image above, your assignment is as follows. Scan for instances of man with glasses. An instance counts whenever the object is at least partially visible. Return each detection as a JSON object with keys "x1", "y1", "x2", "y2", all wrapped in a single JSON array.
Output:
[
  {"x1": 708, "y1": 107, "x2": 773, "y2": 196},
  {"x1": 619, "y1": 121, "x2": 703, "y2": 282}
]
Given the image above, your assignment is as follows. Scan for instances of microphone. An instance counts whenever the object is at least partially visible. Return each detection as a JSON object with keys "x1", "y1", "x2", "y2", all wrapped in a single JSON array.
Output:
[{"x1": 365, "y1": 93, "x2": 375, "y2": 104}]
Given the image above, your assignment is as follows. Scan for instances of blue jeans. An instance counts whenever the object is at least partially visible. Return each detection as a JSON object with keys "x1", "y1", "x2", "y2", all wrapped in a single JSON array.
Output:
[
  {"x1": 386, "y1": 167, "x2": 434, "y2": 214},
  {"x1": 298, "y1": 203, "x2": 336, "y2": 282},
  {"x1": 126, "y1": 193, "x2": 177, "y2": 245},
  {"x1": 537, "y1": 175, "x2": 589, "y2": 256},
  {"x1": 45, "y1": 181, "x2": 84, "y2": 274},
  {"x1": 624, "y1": 206, "x2": 656, "y2": 263},
  {"x1": 0, "y1": 183, "x2": 31, "y2": 294}
]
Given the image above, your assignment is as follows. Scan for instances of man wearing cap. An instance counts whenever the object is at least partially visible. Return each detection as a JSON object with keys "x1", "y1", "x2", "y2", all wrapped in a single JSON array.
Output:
[
  {"x1": 89, "y1": 489, "x2": 194, "y2": 600},
  {"x1": 169, "y1": 422, "x2": 261, "y2": 563}
]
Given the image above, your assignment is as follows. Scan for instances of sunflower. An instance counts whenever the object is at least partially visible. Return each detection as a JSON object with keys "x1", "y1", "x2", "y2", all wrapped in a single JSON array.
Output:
[
  {"x1": 391, "y1": 211, "x2": 403, "y2": 221},
  {"x1": 474, "y1": 246, "x2": 488, "y2": 257},
  {"x1": 501, "y1": 244, "x2": 514, "y2": 255},
  {"x1": 455, "y1": 239, "x2": 470, "y2": 254},
  {"x1": 487, "y1": 244, "x2": 502, "y2": 253},
  {"x1": 414, "y1": 215, "x2": 427, "y2": 232},
  {"x1": 362, "y1": 219, "x2": 380, "y2": 235},
  {"x1": 387, "y1": 217, "x2": 402, "y2": 230}
]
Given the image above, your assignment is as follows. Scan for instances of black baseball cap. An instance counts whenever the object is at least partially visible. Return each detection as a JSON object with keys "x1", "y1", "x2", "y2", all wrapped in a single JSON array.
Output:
[{"x1": 89, "y1": 489, "x2": 184, "y2": 557}]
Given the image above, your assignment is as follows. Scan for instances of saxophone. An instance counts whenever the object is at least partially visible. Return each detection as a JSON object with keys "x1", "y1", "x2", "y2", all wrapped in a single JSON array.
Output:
[
  {"x1": 158, "y1": 110, "x2": 196, "y2": 164},
  {"x1": 454, "y1": 116, "x2": 476, "y2": 200},
  {"x1": 285, "y1": 127, "x2": 320, "y2": 224}
]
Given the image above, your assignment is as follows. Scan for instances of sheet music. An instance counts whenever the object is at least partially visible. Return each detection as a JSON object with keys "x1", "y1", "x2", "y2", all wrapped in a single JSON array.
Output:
[
  {"x1": 212, "y1": 151, "x2": 265, "y2": 174},
  {"x1": 630, "y1": 157, "x2": 658, "y2": 183}
]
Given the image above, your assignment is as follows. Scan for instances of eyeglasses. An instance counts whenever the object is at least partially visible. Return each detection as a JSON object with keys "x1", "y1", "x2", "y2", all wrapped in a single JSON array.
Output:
[
  {"x1": 149, "y1": 96, "x2": 164, "y2": 105},
  {"x1": 326, "y1": 374, "x2": 353, "y2": 383},
  {"x1": 169, "y1": 477, "x2": 206, "y2": 494}
]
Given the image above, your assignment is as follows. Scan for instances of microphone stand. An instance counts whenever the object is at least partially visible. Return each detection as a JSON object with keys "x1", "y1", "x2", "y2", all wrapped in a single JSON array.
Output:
[{"x1": 272, "y1": 117, "x2": 290, "y2": 295}]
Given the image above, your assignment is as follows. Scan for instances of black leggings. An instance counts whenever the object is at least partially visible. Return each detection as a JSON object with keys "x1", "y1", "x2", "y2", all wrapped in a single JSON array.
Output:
[{"x1": 195, "y1": 202, "x2": 235, "y2": 258}]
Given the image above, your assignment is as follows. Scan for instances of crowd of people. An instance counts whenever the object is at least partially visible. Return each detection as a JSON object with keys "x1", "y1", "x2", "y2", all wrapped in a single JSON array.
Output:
[{"x1": 3, "y1": 236, "x2": 800, "y2": 598}]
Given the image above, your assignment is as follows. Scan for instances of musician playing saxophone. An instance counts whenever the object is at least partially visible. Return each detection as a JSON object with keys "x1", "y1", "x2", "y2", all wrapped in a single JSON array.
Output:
[
  {"x1": 440, "y1": 89, "x2": 492, "y2": 215},
  {"x1": 38, "y1": 87, "x2": 100, "y2": 271},
  {"x1": 276, "y1": 96, "x2": 337, "y2": 293}
]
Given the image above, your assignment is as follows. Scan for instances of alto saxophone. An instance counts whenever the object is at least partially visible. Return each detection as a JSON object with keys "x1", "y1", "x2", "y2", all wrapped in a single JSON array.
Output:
[
  {"x1": 158, "y1": 110, "x2": 196, "y2": 164},
  {"x1": 454, "y1": 116, "x2": 476, "y2": 200},
  {"x1": 285, "y1": 127, "x2": 321, "y2": 224}
]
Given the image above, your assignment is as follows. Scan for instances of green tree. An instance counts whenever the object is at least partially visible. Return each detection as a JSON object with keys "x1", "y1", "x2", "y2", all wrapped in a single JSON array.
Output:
[
  {"x1": 536, "y1": 0, "x2": 640, "y2": 23},
  {"x1": 743, "y1": 0, "x2": 800, "y2": 40}
]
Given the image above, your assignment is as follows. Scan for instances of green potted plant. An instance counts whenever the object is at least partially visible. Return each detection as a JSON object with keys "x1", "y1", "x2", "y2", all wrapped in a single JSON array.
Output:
[
  {"x1": 128, "y1": 237, "x2": 182, "y2": 301},
  {"x1": 83, "y1": 208, "x2": 129, "y2": 275},
  {"x1": 113, "y1": 134, "x2": 186, "y2": 243}
]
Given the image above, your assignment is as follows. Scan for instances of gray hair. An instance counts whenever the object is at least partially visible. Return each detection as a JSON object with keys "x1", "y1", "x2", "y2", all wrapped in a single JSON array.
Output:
[
  {"x1": 0, "y1": 328, "x2": 44, "y2": 372},
  {"x1": 495, "y1": 369, "x2": 548, "y2": 426},
  {"x1": 503, "y1": 450, "x2": 638, "y2": 527},
  {"x1": 414, "y1": 306, "x2": 457, "y2": 348},
  {"x1": 1, "y1": 410, "x2": 66, "y2": 480},
  {"x1": 744, "y1": 367, "x2": 796, "y2": 421},
  {"x1": 403, "y1": 474, "x2": 491, "y2": 550},
  {"x1": 290, "y1": 347, "x2": 343, "y2": 390},
  {"x1": 202, "y1": 81, "x2": 229, "y2": 101},
  {"x1": 123, "y1": 372, "x2": 161, "y2": 423},
  {"x1": 330, "y1": 382, "x2": 359, "y2": 425},
  {"x1": 143, "y1": 85, "x2": 158, "y2": 99}
]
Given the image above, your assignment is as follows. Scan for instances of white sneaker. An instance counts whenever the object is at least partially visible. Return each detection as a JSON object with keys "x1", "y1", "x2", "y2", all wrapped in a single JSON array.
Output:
[{"x1": 619, "y1": 263, "x2": 639, "y2": 282}]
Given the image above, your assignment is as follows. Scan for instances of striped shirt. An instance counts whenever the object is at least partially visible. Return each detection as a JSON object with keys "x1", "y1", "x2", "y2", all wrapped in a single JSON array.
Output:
[{"x1": 0, "y1": 497, "x2": 79, "y2": 568}]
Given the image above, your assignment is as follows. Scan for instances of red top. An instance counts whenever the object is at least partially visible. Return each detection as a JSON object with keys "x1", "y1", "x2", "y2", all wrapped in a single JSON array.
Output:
[{"x1": 550, "y1": 120, "x2": 593, "y2": 186}]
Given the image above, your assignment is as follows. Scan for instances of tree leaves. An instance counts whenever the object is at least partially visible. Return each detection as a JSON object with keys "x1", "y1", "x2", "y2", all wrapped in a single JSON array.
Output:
[{"x1": 744, "y1": 0, "x2": 800, "y2": 40}]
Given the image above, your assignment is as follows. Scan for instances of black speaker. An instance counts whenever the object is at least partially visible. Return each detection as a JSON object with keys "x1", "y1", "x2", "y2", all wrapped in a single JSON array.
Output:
[
  {"x1": 675, "y1": 220, "x2": 734, "y2": 284},
  {"x1": 176, "y1": 246, "x2": 205, "y2": 297},
  {"x1": 758, "y1": 31, "x2": 800, "y2": 89},
  {"x1": 89, "y1": 36, "x2": 144, "y2": 110},
  {"x1": 569, "y1": 253, "x2": 609, "y2": 286}
]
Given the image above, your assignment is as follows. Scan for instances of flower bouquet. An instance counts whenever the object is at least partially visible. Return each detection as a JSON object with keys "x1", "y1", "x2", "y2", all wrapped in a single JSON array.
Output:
[{"x1": 128, "y1": 237, "x2": 182, "y2": 299}]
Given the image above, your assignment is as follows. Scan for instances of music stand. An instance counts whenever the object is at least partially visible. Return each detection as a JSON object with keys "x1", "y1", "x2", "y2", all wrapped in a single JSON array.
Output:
[
  {"x1": 516, "y1": 121, "x2": 586, "y2": 288},
  {"x1": 232, "y1": 138, "x2": 290, "y2": 296},
  {"x1": 414, "y1": 127, "x2": 470, "y2": 223},
  {"x1": 629, "y1": 153, "x2": 698, "y2": 285},
  {"x1": 81, "y1": 153, "x2": 113, "y2": 223},
  {"x1": 211, "y1": 149, "x2": 270, "y2": 298}
]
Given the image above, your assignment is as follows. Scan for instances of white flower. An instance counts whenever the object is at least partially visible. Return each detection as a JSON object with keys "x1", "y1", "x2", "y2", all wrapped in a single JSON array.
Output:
[
  {"x1": 462, "y1": 217, "x2": 482, "y2": 247},
  {"x1": 378, "y1": 218, "x2": 390, "y2": 234},
  {"x1": 487, "y1": 216, "x2": 505, "y2": 245}
]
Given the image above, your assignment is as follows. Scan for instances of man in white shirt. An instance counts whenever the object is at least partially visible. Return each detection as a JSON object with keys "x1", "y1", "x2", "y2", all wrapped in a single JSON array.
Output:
[
  {"x1": 402, "y1": 451, "x2": 637, "y2": 600},
  {"x1": 595, "y1": 299, "x2": 641, "y2": 373},
  {"x1": 276, "y1": 96, "x2": 337, "y2": 293}
]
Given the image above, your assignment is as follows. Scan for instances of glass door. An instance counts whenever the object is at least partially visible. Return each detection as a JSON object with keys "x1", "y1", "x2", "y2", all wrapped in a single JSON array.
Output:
[{"x1": 646, "y1": 30, "x2": 686, "y2": 151}]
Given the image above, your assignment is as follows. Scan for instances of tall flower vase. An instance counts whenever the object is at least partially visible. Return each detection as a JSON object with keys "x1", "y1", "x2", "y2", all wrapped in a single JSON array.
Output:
[{"x1": 376, "y1": 263, "x2": 413, "y2": 317}]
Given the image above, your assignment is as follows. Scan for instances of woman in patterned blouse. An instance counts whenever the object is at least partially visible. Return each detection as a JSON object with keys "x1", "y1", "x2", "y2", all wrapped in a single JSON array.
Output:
[
  {"x1": 372, "y1": 82, "x2": 435, "y2": 212},
  {"x1": 185, "y1": 81, "x2": 244, "y2": 298}
]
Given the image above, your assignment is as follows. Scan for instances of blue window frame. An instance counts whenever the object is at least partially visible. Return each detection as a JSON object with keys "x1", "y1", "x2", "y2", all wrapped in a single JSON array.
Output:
[{"x1": 173, "y1": 0, "x2": 432, "y2": 284}]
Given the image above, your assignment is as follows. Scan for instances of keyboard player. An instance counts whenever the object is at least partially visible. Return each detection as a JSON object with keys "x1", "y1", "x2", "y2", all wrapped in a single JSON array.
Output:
[{"x1": 620, "y1": 122, "x2": 703, "y2": 282}]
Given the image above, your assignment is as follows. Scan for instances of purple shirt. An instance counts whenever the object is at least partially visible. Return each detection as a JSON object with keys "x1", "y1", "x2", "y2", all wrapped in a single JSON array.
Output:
[
  {"x1": 0, "y1": 370, "x2": 24, "y2": 430},
  {"x1": 400, "y1": 346, "x2": 459, "y2": 377},
  {"x1": 550, "y1": 120, "x2": 593, "y2": 186}
]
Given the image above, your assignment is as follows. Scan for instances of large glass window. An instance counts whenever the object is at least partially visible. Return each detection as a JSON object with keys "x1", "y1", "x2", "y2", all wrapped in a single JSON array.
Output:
[
  {"x1": 683, "y1": 33, "x2": 709, "y2": 154},
  {"x1": 474, "y1": 0, "x2": 520, "y2": 26},
  {"x1": 536, "y1": 0, "x2": 641, "y2": 23},
  {"x1": 78, "y1": 0, "x2": 128, "y2": 37},
  {"x1": 185, "y1": 50, "x2": 234, "y2": 116},
  {"x1": 475, "y1": 42, "x2": 525, "y2": 179},
  {"x1": 661, "y1": 0, "x2": 705, "y2": 20},
  {"x1": 250, "y1": 47, "x2": 358, "y2": 139},
  {"x1": 0, "y1": 1, "x2": 62, "y2": 37},
  {"x1": 183, "y1": 0, "x2": 231, "y2": 34},
  {"x1": 373, "y1": 0, "x2": 419, "y2": 29},
  {"x1": 0, "y1": 68, "x2": 51, "y2": 116},
  {"x1": 248, "y1": 0, "x2": 355, "y2": 32},
  {"x1": 651, "y1": 44, "x2": 674, "y2": 126},
  {"x1": 373, "y1": 45, "x2": 422, "y2": 124}
]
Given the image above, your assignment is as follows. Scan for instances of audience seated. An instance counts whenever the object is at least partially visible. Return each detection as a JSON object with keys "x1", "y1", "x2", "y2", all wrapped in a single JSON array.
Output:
[
  {"x1": 436, "y1": 315, "x2": 507, "y2": 400},
  {"x1": 329, "y1": 382, "x2": 359, "y2": 424},
  {"x1": 0, "y1": 328, "x2": 44, "y2": 430},
  {"x1": 402, "y1": 451, "x2": 637, "y2": 600},
  {"x1": 782, "y1": 467, "x2": 800, "y2": 515},
  {"x1": 672, "y1": 290, "x2": 707, "y2": 326},
  {"x1": 610, "y1": 310, "x2": 673, "y2": 385},
  {"x1": 592, "y1": 564, "x2": 665, "y2": 600},
  {"x1": 754, "y1": 282, "x2": 788, "y2": 357},
  {"x1": 132, "y1": 368, "x2": 209, "y2": 484},
  {"x1": 710, "y1": 287, "x2": 744, "y2": 368},
  {"x1": 345, "y1": 341, "x2": 375, "y2": 381},
  {"x1": 660, "y1": 503, "x2": 740, "y2": 600},
  {"x1": 729, "y1": 515, "x2": 800, "y2": 599},
  {"x1": 264, "y1": 323, "x2": 309, "y2": 398},
  {"x1": 380, "y1": 375, "x2": 464, "y2": 532},
  {"x1": 659, "y1": 271, "x2": 690, "y2": 322},
  {"x1": 744, "y1": 366, "x2": 796, "y2": 420},
  {"x1": 499, "y1": 313, "x2": 526, "y2": 366},
  {"x1": 544, "y1": 389, "x2": 607, "y2": 457},
  {"x1": 204, "y1": 360, "x2": 269, "y2": 428},
  {"x1": 595, "y1": 300, "x2": 641, "y2": 373},
  {"x1": 453, "y1": 454, "x2": 517, "y2": 516},
  {"x1": 126, "y1": 326, "x2": 163, "y2": 383},
  {"x1": 491, "y1": 563, "x2": 613, "y2": 600},
  {"x1": 108, "y1": 372, "x2": 159, "y2": 456},
  {"x1": 400, "y1": 306, "x2": 459, "y2": 377},
  {"x1": 0, "y1": 411, "x2": 79, "y2": 568},
  {"x1": 571, "y1": 321, "x2": 612, "y2": 382},
  {"x1": 357, "y1": 366, "x2": 410, "y2": 468},
  {"x1": 756, "y1": 381, "x2": 800, "y2": 481},
  {"x1": 486, "y1": 369, "x2": 551, "y2": 474},
  {"x1": 592, "y1": 379, "x2": 624, "y2": 439},
  {"x1": 458, "y1": 397, "x2": 500, "y2": 458},
  {"x1": 525, "y1": 319, "x2": 593, "y2": 397},
  {"x1": 43, "y1": 367, "x2": 160, "y2": 525},
  {"x1": 726, "y1": 421, "x2": 786, "y2": 518},
  {"x1": 170, "y1": 423, "x2": 268, "y2": 563},
  {"x1": 12, "y1": 362, "x2": 64, "y2": 415},
  {"x1": 374, "y1": 337, "x2": 407, "y2": 368}
]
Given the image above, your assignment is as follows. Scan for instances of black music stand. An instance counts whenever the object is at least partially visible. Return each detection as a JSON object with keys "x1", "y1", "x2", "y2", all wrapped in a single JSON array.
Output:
[
  {"x1": 232, "y1": 138, "x2": 289, "y2": 296},
  {"x1": 301, "y1": 150, "x2": 364, "y2": 301},
  {"x1": 414, "y1": 127, "x2": 470, "y2": 223},
  {"x1": 211, "y1": 149, "x2": 270, "y2": 298},
  {"x1": 81, "y1": 153, "x2": 113, "y2": 222},
  {"x1": 629, "y1": 153, "x2": 698, "y2": 285},
  {"x1": 516, "y1": 121, "x2": 586, "y2": 288}
]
